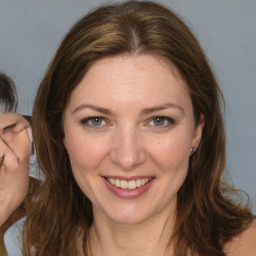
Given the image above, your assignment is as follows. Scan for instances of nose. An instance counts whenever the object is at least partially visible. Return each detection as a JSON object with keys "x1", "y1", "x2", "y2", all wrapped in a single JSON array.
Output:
[{"x1": 110, "y1": 127, "x2": 147, "y2": 170}]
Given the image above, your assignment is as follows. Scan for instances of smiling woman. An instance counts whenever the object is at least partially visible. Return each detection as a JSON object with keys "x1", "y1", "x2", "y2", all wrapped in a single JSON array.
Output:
[
  {"x1": 62, "y1": 55, "x2": 203, "y2": 226},
  {"x1": 21, "y1": 1, "x2": 255, "y2": 256}
]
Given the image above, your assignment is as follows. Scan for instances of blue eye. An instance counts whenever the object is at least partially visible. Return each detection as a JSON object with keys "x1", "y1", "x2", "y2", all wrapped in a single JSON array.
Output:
[
  {"x1": 148, "y1": 116, "x2": 174, "y2": 128},
  {"x1": 81, "y1": 117, "x2": 107, "y2": 128}
]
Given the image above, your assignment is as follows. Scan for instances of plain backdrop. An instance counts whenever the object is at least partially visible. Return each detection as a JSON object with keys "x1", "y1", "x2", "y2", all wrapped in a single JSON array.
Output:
[{"x1": 0, "y1": 0, "x2": 255, "y2": 213}]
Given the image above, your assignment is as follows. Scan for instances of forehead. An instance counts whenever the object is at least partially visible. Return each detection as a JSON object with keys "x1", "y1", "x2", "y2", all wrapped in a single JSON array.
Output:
[
  {"x1": 0, "y1": 113, "x2": 25, "y2": 129},
  {"x1": 67, "y1": 54, "x2": 192, "y2": 113}
]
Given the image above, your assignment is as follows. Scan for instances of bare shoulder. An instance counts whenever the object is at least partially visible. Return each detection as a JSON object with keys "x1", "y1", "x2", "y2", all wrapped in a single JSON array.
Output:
[{"x1": 224, "y1": 219, "x2": 256, "y2": 256}]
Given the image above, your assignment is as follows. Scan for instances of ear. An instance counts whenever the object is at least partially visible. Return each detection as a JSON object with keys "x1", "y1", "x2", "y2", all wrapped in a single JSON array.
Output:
[{"x1": 192, "y1": 114, "x2": 205, "y2": 149}]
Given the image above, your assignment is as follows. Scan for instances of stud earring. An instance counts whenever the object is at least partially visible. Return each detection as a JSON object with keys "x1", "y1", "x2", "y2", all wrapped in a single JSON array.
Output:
[{"x1": 190, "y1": 147, "x2": 197, "y2": 156}]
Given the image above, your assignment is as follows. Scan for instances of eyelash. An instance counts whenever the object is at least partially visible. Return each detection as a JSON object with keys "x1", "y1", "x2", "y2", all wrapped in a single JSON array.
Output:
[{"x1": 80, "y1": 116, "x2": 175, "y2": 130}]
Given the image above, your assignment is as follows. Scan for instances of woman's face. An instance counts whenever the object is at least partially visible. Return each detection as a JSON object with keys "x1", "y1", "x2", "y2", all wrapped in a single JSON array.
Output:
[{"x1": 63, "y1": 55, "x2": 204, "y2": 225}]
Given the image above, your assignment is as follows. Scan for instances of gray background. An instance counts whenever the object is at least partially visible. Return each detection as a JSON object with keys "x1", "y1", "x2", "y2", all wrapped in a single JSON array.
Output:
[{"x1": 0, "y1": 0, "x2": 255, "y2": 213}]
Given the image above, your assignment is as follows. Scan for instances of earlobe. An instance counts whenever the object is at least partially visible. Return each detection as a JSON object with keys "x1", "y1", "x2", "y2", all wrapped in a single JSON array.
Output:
[{"x1": 192, "y1": 114, "x2": 205, "y2": 148}]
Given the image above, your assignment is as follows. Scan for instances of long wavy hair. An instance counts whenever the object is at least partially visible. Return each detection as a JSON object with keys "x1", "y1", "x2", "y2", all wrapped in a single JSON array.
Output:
[{"x1": 24, "y1": 1, "x2": 252, "y2": 255}]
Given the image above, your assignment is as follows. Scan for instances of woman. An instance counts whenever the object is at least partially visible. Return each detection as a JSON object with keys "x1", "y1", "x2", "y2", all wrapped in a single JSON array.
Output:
[
  {"x1": 23, "y1": 1, "x2": 255, "y2": 255},
  {"x1": 0, "y1": 73, "x2": 38, "y2": 255}
]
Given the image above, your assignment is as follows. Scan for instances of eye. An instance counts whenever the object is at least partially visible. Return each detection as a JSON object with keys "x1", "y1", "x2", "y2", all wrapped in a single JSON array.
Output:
[
  {"x1": 147, "y1": 116, "x2": 174, "y2": 128},
  {"x1": 80, "y1": 116, "x2": 108, "y2": 129},
  {"x1": 3, "y1": 123, "x2": 17, "y2": 134}
]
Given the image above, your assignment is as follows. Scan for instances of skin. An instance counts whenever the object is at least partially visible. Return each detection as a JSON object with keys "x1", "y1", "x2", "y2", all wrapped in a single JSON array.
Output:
[
  {"x1": 224, "y1": 220, "x2": 256, "y2": 256},
  {"x1": 63, "y1": 54, "x2": 204, "y2": 255},
  {"x1": 0, "y1": 113, "x2": 31, "y2": 226}
]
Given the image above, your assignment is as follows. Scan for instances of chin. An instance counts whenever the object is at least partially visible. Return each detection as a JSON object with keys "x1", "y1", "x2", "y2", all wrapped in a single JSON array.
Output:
[
  {"x1": 102, "y1": 204, "x2": 154, "y2": 226},
  {"x1": 109, "y1": 214, "x2": 148, "y2": 226}
]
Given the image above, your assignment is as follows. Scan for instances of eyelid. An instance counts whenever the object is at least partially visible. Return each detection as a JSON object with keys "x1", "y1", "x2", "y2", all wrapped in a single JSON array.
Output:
[{"x1": 3, "y1": 123, "x2": 17, "y2": 134}]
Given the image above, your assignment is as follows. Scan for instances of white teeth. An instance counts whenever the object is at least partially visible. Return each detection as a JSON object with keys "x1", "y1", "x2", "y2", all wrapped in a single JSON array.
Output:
[
  {"x1": 109, "y1": 178, "x2": 115, "y2": 185},
  {"x1": 115, "y1": 179, "x2": 120, "y2": 187},
  {"x1": 136, "y1": 179, "x2": 142, "y2": 187},
  {"x1": 120, "y1": 180, "x2": 128, "y2": 189},
  {"x1": 106, "y1": 177, "x2": 152, "y2": 190},
  {"x1": 128, "y1": 180, "x2": 136, "y2": 190}
]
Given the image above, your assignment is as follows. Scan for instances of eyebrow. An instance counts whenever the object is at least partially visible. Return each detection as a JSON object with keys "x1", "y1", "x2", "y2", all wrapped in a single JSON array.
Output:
[
  {"x1": 141, "y1": 103, "x2": 184, "y2": 115},
  {"x1": 72, "y1": 104, "x2": 115, "y2": 115},
  {"x1": 72, "y1": 102, "x2": 184, "y2": 116}
]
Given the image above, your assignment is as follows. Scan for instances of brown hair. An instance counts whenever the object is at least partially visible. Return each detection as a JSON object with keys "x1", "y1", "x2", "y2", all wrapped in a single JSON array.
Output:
[
  {"x1": 0, "y1": 73, "x2": 18, "y2": 112},
  {"x1": 25, "y1": 1, "x2": 252, "y2": 255}
]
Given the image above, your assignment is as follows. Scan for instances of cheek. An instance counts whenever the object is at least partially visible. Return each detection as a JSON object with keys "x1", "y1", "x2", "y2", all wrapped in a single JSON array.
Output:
[
  {"x1": 64, "y1": 135, "x2": 107, "y2": 172},
  {"x1": 16, "y1": 140, "x2": 31, "y2": 163},
  {"x1": 10, "y1": 162, "x2": 30, "y2": 199},
  {"x1": 64, "y1": 134, "x2": 109, "y2": 201},
  {"x1": 148, "y1": 136, "x2": 191, "y2": 196},
  {"x1": 19, "y1": 169, "x2": 30, "y2": 194},
  {"x1": 147, "y1": 133, "x2": 191, "y2": 169}
]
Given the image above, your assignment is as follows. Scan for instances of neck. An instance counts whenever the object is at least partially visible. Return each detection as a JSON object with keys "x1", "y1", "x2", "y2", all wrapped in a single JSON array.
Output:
[{"x1": 88, "y1": 208, "x2": 175, "y2": 256}]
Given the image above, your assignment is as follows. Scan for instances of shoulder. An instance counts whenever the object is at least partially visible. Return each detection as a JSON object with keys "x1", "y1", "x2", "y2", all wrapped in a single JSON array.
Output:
[
  {"x1": 4, "y1": 216, "x2": 26, "y2": 256},
  {"x1": 224, "y1": 219, "x2": 256, "y2": 256}
]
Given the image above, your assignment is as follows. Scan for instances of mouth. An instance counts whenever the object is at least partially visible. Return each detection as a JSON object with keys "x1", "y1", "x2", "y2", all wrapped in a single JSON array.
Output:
[
  {"x1": 104, "y1": 177, "x2": 153, "y2": 190},
  {"x1": 103, "y1": 176, "x2": 155, "y2": 199}
]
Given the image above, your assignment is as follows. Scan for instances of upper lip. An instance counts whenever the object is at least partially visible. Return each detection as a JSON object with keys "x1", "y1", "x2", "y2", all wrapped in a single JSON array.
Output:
[{"x1": 102, "y1": 175, "x2": 155, "y2": 181}]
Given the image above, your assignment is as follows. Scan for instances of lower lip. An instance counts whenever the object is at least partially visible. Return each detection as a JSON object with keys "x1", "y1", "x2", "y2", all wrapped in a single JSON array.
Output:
[{"x1": 103, "y1": 177, "x2": 155, "y2": 199}]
